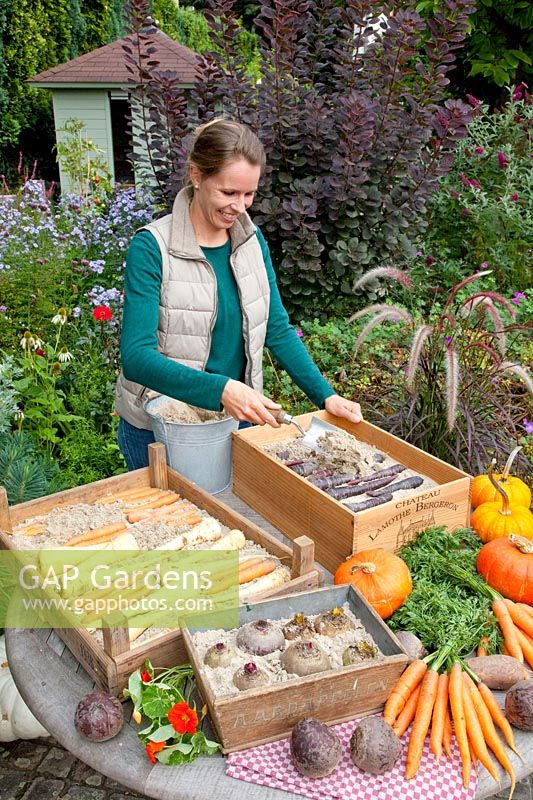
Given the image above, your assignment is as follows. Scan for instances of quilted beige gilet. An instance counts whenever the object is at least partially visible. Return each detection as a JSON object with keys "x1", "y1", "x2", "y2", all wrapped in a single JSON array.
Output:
[{"x1": 115, "y1": 186, "x2": 270, "y2": 430}]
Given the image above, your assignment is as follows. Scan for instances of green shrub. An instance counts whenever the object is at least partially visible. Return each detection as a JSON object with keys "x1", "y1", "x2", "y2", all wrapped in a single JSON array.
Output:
[
  {"x1": 0, "y1": 430, "x2": 66, "y2": 504},
  {"x1": 425, "y1": 94, "x2": 533, "y2": 292},
  {"x1": 58, "y1": 418, "x2": 126, "y2": 487}
]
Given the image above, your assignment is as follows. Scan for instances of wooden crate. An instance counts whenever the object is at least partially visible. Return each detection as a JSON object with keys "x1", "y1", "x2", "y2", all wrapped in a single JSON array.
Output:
[
  {"x1": 0, "y1": 444, "x2": 322, "y2": 696},
  {"x1": 233, "y1": 410, "x2": 472, "y2": 573},
  {"x1": 182, "y1": 583, "x2": 408, "y2": 752}
]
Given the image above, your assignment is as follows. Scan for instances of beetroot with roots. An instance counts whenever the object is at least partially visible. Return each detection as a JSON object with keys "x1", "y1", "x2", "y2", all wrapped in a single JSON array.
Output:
[
  {"x1": 74, "y1": 691, "x2": 124, "y2": 742},
  {"x1": 290, "y1": 718, "x2": 342, "y2": 778}
]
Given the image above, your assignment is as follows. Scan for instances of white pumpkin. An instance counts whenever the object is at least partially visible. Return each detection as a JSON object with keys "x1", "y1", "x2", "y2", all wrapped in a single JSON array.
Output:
[{"x1": 0, "y1": 635, "x2": 49, "y2": 741}]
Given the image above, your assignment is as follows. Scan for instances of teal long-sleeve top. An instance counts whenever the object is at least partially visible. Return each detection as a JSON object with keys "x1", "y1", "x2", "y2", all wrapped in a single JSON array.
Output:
[{"x1": 120, "y1": 227, "x2": 335, "y2": 411}]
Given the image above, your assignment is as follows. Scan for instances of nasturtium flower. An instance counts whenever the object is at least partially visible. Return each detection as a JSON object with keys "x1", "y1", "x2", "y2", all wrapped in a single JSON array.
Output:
[
  {"x1": 168, "y1": 701, "x2": 198, "y2": 735},
  {"x1": 140, "y1": 669, "x2": 151, "y2": 683},
  {"x1": 92, "y1": 305, "x2": 113, "y2": 322},
  {"x1": 145, "y1": 739, "x2": 166, "y2": 764}
]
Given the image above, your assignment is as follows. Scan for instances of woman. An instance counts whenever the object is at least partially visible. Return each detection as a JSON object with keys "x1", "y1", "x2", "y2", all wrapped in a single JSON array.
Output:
[{"x1": 116, "y1": 118, "x2": 362, "y2": 470}]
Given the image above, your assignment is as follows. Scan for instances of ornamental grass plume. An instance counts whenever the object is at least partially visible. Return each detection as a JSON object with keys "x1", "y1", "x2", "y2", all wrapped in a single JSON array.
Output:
[{"x1": 348, "y1": 269, "x2": 533, "y2": 476}]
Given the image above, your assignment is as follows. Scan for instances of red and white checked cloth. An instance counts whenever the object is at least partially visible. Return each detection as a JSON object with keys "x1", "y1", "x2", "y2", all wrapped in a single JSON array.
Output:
[{"x1": 226, "y1": 717, "x2": 478, "y2": 800}]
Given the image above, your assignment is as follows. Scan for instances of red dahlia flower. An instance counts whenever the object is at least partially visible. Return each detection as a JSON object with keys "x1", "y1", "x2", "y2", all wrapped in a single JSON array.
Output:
[{"x1": 92, "y1": 305, "x2": 113, "y2": 321}]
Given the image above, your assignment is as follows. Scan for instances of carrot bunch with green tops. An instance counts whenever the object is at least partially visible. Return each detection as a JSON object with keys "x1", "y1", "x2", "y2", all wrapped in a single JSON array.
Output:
[{"x1": 383, "y1": 653, "x2": 519, "y2": 796}]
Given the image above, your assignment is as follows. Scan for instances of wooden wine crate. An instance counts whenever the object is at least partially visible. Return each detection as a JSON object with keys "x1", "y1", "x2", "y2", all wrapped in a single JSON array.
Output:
[
  {"x1": 182, "y1": 583, "x2": 409, "y2": 752},
  {"x1": 232, "y1": 410, "x2": 472, "y2": 573},
  {"x1": 0, "y1": 444, "x2": 322, "y2": 696}
]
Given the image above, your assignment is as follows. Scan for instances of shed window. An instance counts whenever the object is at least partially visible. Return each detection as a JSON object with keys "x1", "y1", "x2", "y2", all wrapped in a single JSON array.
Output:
[{"x1": 109, "y1": 94, "x2": 134, "y2": 185}]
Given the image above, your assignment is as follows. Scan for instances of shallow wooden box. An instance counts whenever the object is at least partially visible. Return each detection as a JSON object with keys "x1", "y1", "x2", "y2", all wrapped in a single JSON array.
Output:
[
  {"x1": 0, "y1": 444, "x2": 322, "y2": 696},
  {"x1": 233, "y1": 410, "x2": 472, "y2": 573},
  {"x1": 182, "y1": 583, "x2": 408, "y2": 752}
]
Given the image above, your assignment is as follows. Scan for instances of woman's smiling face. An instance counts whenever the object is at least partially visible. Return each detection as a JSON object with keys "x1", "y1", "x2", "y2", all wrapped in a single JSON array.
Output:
[{"x1": 189, "y1": 158, "x2": 261, "y2": 240}]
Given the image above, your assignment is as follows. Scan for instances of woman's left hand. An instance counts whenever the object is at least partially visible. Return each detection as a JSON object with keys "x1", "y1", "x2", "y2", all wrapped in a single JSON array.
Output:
[{"x1": 324, "y1": 394, "x2": 363, "y2": 423}]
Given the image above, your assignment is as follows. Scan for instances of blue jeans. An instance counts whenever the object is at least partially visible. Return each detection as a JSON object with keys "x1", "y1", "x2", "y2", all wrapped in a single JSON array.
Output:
[
  {"x1": 118, "y1": 418, "x2": 156, "y2": 471},
  {"x1": 117, "y1": 417, "x2": 253, "y2": 471}
]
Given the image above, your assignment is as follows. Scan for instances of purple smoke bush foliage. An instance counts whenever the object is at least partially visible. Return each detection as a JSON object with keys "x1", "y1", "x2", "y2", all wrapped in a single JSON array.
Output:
[{"x1": 123, "y1": 0, "x2": 475, "y2": 317}]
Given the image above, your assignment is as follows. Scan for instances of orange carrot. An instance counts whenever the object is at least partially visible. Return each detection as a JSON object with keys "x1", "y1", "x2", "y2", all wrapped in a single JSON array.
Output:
[
  {"x1": 443, "y1": 706, "x2": 453, "y2": 760},
  {"x1": 239, "y1": 560, "x2": 276, "y2": 585},
  {"x1": 405, "y1": 668, "x2": 440, "y2": 779},
  {"x1": 384, "y1": 659, "x2": 428, "y2": 724},
  {"x1": 503, "y1": 599, "x2": 533, "y2": 640},
  {"x1": 468, "y1": 733, "x2": 478, "y2": 771},
  {"x1": 430, "y1": 672, "x2": 449, "y2": 762},
  {"x1": 463, "y1": 672, "x2": 516, "y2": 797},
  {"x1": 449, "y1": 662, "x2": 471, "y2": 788},
  {"x1": 129, "y1": 500, "x2": 185, "y2": 523},
  {"x1": 477, "y1": 681, "x2": 518, "y2": 754},
  {"x1": 99, "y1": 486, "x2": 160, "y2": 504},
  {"x1": 461, "y1": 674, "x2": 500, "y2": 785},
  {"x1": 126, "y1": 494, "x2": 180, "y2": 522},
  {"x1": 65, "y1": 522, "x2": 128, "y2": 546},
  {"x1": 166, "y1": 511, "x2": 203, "y2": 529},
  {"x1": 19, "y1": 523, "x2": 46, "y2": 537},
  {"x1": 514, "y1": 602, "x2": 533, "y2": 619},
  {"x1": 492, "y1": 599, "x2": 523, "y2": 662},
  {"x1": 392, "y1": 684, "x2": 422, "y2": 737},
  {"x1": 477, "y1": 636, "x2": 490, "y2": 657},
  {"x1": 514, "y1": 627, "x2": 533, "y2": 670}
]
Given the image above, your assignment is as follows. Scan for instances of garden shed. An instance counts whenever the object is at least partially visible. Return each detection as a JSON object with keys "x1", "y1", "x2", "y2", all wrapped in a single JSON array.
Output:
[{"x1": 28, "y1": 31, "x2": 199, "y2": 194}]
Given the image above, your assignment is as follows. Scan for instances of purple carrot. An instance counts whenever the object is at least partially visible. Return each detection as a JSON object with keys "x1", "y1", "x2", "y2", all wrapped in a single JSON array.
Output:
[
  {"x1": 344, "y1": 464, "x2": 406, "y2": 485},
  {"x1": 345, "y1": 494, "x2": 394, "y2": 513},
  {"x1": 285, "y1": 458, "x2": 306, "y2": 467},
  {"x1": 309, "y1": 472, "x2": 359, "y2": 490},
  {"x1": 327, "y1": 474, "x2": 397, "y2": 500},
  {"x1": 368, "y1": 475, "x2": 424, "y2": 497},
  {"x1": 290, "y1": 460, "x2": 320, "y2": 476}
]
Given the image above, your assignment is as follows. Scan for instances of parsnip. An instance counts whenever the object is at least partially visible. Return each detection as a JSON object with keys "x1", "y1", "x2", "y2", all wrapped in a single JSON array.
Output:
[
  {"x1": 155, "y1": 517, "x2": 222, "y2": 550},
  {"x1": 208, "y1": 529, "x2": 246, "y2": 550},
  {"x1": 39, "y1": 532, "x2": 136, "y2": 571},
  {"x1": 238, "y1": 565, "x2": 291, "y2": 601}
]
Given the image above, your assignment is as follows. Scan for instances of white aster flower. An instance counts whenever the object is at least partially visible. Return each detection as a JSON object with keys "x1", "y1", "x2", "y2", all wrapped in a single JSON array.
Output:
[
  {"x1": 51, "y1": 308, "x2": 68, "y2": 325},
  {"x1": 57, "y1": 348, "x2": 73, "y2": 363},
  {"x1": 20, "y1": 331, "x2": 34, "y2": 350}
]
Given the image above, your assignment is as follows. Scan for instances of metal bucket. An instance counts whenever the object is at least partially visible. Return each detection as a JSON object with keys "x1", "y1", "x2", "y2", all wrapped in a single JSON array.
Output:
[{"x1": 145, "y1": 396, "x2": 239, "y2": 494}]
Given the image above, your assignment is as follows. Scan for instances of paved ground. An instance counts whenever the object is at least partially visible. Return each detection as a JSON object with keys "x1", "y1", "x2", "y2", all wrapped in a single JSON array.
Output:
[{"x1": 0, "y1": 735, "x2": 531, "y2": 800}]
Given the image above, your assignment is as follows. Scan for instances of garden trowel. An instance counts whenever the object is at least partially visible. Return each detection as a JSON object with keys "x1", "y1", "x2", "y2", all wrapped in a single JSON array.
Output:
[{"x1": 271, "y1": 409, "x2": 338, "y2": 451}]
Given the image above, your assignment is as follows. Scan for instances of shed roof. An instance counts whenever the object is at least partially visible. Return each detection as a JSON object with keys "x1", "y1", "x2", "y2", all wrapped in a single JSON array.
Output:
[{"x1": 28, "y1": 30, "x2": 199, "y2": 89}]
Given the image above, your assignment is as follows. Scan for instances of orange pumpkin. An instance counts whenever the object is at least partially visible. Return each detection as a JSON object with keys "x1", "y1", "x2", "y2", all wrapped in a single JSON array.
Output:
[
  {"x1": 472, "y1": 448, "x2": 531, "y2": 509},
  {"x1": 476, "y1": 535, "x2": 533, "y2": 605},
  {"x1": 333, "y1": 548, "x2": 412, "y2": 619},
  {"x1": 471, "y1": 469, "x2": 533, "y2": 543}
]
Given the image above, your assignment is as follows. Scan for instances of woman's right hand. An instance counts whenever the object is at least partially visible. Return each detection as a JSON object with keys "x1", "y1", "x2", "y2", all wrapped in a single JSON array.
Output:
[{"x1": 221, "y1": 380, "x2": 282, "y2": 426}]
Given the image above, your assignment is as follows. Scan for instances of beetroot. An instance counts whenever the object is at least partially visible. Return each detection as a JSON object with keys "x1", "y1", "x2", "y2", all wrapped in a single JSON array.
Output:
[
  {"x1": 350, "y1": 716, "x2": 402, "y2": 774},
  {"x1": 290, "y1": 718, "x2": 342, "y2": 778},
  {"x1": 505, "y1": 679, "x2": 533, "y2": 731},
  {"x1": 281, "y1": 640, "x2": 331, "y2": 676},
  {"x1": 236, "y1": 619, "x2": 285, "y2": 655},
  {"x1": 232, "y1": 661, "x2": 269, "y2": 691},
  {"x1": 74, "y1": 691, "x2": 124, "y2": 742}
]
